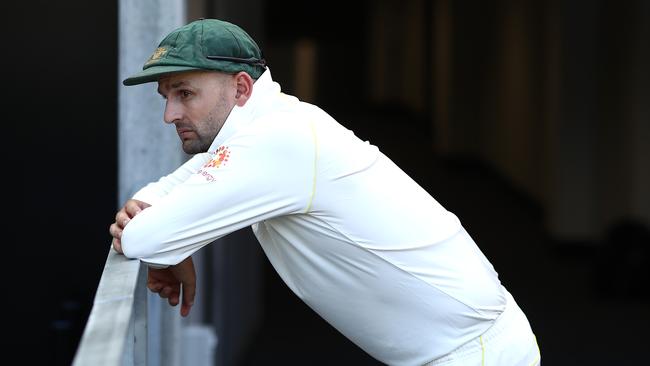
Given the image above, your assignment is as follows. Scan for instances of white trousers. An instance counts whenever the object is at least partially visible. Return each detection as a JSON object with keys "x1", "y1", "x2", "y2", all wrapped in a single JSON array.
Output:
[{"x1": 424, "y1": 291, "x2": 540, "y2": 366}]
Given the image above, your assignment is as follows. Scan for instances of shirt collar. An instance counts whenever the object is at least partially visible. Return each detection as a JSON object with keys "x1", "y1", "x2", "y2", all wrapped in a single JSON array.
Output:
[{"x1": 208, "y1": 67, "x2": 279, "y2": 151}]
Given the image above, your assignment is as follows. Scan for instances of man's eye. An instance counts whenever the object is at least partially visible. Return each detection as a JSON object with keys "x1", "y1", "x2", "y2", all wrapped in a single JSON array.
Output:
[{"x1": 181, "y1": 90, "x2": 192, "y2": 98}]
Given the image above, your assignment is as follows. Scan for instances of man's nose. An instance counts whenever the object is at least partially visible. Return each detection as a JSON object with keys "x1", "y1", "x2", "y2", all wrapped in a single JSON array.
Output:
[{"x1": 163, "y1": 101, "x2": 181, "y2": 124}]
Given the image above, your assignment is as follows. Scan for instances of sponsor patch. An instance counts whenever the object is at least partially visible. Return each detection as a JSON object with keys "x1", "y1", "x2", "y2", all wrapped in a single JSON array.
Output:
[{"x1": 203, "y1": 146, "x2": 231, "y2": 169}]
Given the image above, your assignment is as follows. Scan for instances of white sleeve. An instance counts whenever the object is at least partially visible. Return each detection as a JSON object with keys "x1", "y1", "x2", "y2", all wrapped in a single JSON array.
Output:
[
  {"x1": 131, "y1": 153, "x2": 212, "y2": 205},
  {"x1": 120, "y1": 118, "x2": 316, "y2": 266}
]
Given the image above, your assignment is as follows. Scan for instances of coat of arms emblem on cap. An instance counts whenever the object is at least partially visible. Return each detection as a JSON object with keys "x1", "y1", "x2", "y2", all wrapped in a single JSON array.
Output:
[{"x1": 145, "y1": 47, "x2": 168, "y2": 66}]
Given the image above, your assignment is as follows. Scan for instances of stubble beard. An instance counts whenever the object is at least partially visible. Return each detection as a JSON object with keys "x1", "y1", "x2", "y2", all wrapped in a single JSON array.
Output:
[
  {"x1": 181, "y1": 83, "x2": 234, "y2": 155},
  {"x1": 180, "y1": 113, "x2": 226, "y2": 155},
  {"x1": 180, "y1": 128, "x2": 216, "y2": 154}
]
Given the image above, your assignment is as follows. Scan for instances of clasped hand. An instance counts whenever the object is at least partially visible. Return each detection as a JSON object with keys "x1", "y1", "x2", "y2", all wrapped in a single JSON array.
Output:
[{"x1": 109, "y1": 199, "x2": 196, "y2": 317}]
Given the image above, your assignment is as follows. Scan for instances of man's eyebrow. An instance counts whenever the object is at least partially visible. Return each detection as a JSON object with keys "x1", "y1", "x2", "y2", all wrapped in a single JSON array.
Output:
[{"x1": 157, "y1": 80, "x2": 189, "y2": 95}]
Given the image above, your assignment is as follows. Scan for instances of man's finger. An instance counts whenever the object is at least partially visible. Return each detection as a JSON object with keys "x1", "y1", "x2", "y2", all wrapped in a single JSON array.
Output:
[
  {"x1": 125, "y1": 200, "x2": 144, "y2": 218},
  {"x1": 115, "y1": 210, "x2": 131, "y2": 228},
  {"x1": 180, "y1": 280, "x2": 195, "y2": 317},
  {"x1": 109, "y1": 223, "x2": 123, "y2": 239},
  {"x1": 112, "y1": 238, "x2": 123, "y2": 253},
  {"x1": 169, "y1": 292, "x2": 180, "y2": 306},
  {"x1": 148, "y1": 282, "x2": 163, "y2": 293},
  {"x1": 159, "y1": 286, "x2": 173, "y2": 299}
]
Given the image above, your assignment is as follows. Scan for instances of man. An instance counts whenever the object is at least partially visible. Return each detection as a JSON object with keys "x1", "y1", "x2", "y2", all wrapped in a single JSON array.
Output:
[{"x1": 110, "y1": 18, "x2": 540, "y2": 365}]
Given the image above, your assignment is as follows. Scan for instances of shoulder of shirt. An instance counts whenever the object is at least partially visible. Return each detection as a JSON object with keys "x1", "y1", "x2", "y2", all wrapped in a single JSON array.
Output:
[{"x1": 248, "y1": 97, "x2": 320, "y2": 130}]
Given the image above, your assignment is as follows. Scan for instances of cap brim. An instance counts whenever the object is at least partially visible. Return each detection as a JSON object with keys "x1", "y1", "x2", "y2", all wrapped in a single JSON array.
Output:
[{"x1": 122, "y1": 65, "x2": 204, "y2": 86}]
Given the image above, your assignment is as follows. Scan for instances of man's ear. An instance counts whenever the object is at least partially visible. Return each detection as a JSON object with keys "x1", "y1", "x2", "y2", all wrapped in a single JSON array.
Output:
[{"x1": 234, "y1": 72, "x2": 254, "y2": 107}]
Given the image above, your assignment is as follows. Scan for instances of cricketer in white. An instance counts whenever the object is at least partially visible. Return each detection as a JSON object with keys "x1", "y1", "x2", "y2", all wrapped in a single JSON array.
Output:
[{"x1": 120, "y1": 69, "x2": 538, "y2": 366}]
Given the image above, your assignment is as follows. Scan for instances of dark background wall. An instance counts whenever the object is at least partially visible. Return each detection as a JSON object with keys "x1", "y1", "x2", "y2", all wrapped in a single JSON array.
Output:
[
  {"x1": 6, "y1": 0, "x2": 649, "y2": 365},
  {"x1": 7, "y1": 1, "x2": 118, "y2": 364},
  {"x1": 240, "y1": 1, "x2": 650, "y2": 365}
]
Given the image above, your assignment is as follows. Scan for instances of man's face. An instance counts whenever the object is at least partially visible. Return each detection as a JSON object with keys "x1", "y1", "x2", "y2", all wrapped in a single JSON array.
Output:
[{"x1": 157, "y1": 71, "x2": 238, "y2": 154}]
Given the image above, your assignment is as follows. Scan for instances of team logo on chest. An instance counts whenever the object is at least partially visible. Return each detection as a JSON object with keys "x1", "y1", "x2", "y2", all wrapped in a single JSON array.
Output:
[{"x1": 204, "y1": 145, "x2": 231, "y2": 169}]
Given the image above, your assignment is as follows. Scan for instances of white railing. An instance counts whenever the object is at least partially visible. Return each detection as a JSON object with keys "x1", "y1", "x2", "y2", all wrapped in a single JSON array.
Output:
[
  {"x1": 72, "y1": 247, "x2": 216, "y2": 366},
  {"x1": 72, "y1": 248, "x2": 148, "y2": 366}
]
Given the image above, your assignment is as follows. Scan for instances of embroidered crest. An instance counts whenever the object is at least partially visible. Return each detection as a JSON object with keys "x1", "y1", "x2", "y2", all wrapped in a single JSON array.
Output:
[
  {"x1": 145, "y1": 47, "x2": 168, "y2": 66},
  {"x1": 203, "y1": 146, "x2": 231, "y2": 169}
]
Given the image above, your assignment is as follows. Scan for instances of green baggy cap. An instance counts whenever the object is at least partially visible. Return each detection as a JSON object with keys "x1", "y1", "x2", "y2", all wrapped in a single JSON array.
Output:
[{"x1": 123, "y1": 18, "x2": 266, "y2": 86}]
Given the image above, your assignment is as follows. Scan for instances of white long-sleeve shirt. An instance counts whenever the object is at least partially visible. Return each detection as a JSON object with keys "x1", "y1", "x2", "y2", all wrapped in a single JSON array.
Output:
[{"x1": 121, "y1": 69, "x2": 506, "y2": 366}]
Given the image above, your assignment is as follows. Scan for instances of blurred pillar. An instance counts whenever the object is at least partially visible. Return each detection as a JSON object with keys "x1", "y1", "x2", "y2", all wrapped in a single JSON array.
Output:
[
  {"x1": 487, "y1": 1, "x2": 546, "y2": 201},
  {"x1": 294, "y1": 38, "x2": 318, "y2": 103},
  {"x1": 432, "y1": 0, "x2": 453, "y2": 154},
  {"x1": 369, "y1": 0, "x2": 426, "y2": 112},
  {"x1": 628, "y1": 2, "x2": 650, "y2": 223},
  {"x1": 209, "y1": 0, "x2": 265, "y2": 43},
  {"x1": 597, "y1": 1, "x2": 650, "y2": 227},
  {"x1": 547, "y1": 1, "x2": 650, "y2": 242},
  {"x1": 118, "y1": 0, "x2": 188, "y2": 204},
  {"x1": 546, "y1": 0, "x2": 600, "y2": 242},
  {"x1": 118, "y1": 1, "x2": 187, "y2": 365},
  {"x1": 187, "y1": 0, "x2": 207, "y2": 22}
]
